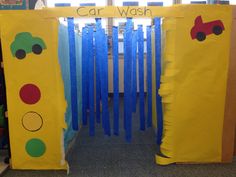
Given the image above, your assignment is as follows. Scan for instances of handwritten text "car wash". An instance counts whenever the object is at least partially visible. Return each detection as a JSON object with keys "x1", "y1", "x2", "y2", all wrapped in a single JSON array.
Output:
[{"x1": 76, "y1": 6, "x2": 153, "y2": 17}]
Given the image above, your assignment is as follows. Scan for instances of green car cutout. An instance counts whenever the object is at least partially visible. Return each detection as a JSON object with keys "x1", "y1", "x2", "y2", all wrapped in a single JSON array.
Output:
[{"x1": 10, "y1": 32, "x2": 46, "y2": 59}]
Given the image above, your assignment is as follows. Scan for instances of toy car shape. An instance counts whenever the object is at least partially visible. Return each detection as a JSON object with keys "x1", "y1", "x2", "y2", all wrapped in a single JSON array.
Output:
[
  {"x1": 190, "y1": 16, "x2": 225, "y2": 42},
  {"x1": 11, "y1": 32, "x2": 46, "y2": 59}
]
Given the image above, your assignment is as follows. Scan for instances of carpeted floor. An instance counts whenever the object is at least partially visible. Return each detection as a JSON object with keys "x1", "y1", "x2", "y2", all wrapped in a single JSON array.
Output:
[{"x1": 2, "y1": 98, "x2": 236, "y2": 177}]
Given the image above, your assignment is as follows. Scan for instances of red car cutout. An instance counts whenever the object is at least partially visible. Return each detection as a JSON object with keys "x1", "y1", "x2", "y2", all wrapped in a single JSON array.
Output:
[{"x1": 190, "y1": 16, "x2": 225, "y2": 41}]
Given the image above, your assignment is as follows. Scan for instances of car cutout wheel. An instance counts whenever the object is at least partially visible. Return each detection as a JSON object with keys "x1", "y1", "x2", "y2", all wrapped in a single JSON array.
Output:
[
  {"x1": 213, "y1": 26, "x2": 223, "y2": 35},
  {"x1": 196, "y1": 32, "x2": 206, "y2": 42},
  {"x1": 32, "y1": 44, "x2": 43, "y2": 55},
  {"x1": 15, "y1": 49, "x2": 26, "y2": 59}
]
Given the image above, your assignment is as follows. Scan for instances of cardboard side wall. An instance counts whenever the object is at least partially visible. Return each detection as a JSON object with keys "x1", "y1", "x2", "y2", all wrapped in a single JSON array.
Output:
[{"x1": 222, "y1": 6, "x2": 236, "y2": 162}]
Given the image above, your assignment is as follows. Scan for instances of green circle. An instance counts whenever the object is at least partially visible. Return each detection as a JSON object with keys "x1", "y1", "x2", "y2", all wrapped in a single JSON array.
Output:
[{"x1": 25, "y1": 138, "x2": 46, "y2": 157}]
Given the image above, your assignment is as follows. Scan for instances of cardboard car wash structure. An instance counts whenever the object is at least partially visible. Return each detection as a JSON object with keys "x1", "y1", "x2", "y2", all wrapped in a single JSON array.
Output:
[{"x1": 0, "y1": 4, "x2": 235, "y2": 170}]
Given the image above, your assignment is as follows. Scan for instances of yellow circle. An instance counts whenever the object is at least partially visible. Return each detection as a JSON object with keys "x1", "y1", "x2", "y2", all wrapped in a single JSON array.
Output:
[{"x1": 22, "y1": 112, "x2": 43, "y2": 132}]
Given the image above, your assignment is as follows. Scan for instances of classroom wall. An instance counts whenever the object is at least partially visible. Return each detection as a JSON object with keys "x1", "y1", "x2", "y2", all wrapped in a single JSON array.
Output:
[{"x1": 108, "y1": 55, "x2": 147, "y2": 93}]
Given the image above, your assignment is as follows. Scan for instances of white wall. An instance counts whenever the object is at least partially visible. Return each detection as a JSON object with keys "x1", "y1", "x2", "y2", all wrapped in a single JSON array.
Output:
[{"x1": 108, "y1": 55, "x2": 147, "y2": 93}]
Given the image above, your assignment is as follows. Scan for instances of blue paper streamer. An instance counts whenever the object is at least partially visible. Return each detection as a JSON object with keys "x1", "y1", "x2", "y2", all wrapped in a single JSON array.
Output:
[
  {"x1": 112, "y1": 26, "x2": 119, "y2": 135},
  {"x1": 100, "y1": 31, "x2": 111, "y2": 136},
  {"x1": 75, "y1": 31, "x2": 83, "y2": 135},
  {"x1": 137, "y1": 25, "x2": 145, "y2": 131},
  {"x1": 95, "y1": 18, "x2": 102, "y2": 124},
  {"x1": 88, "y1": 26, "x2": 95, "y2": 136},
  {"x1": 131, "y1": 30, "x2": 137, "y2": 113},
  {"x1": 67, "y1": 17, "x2": 79, "y2": 130},
  {"x1": 124, "y1": 18, "x2": 133, "y2": 142},
  {"x1": 82, "y1": 27, "x2": 88, "y2": 126},
  {"x1": 96, "y1": 27, "x2": 105, "y2": 130},
  {"x1": 85, "y1": 27, "x2": 90, "y2": 112},
  {"x1": 58, "y1": 25, "x2": 75, "y2": 150},
  {"x1": 105, "y1": 34, "x2": 111, "y2": 136},
  {"x1": 146, "y1": 26, "x2": 152, "y2": 128},
  {"x1": 123, "y1": 29, "x2": 127, "y2": 131},
  {"x1": 154, "y1": 18, "x2": 163, "y2": 145},
  {"x1": 85, "y1": 44, "x2": 90, "y2": 111}
]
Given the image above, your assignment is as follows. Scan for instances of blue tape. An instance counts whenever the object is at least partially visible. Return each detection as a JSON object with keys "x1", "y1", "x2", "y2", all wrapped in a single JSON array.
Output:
[
  {"x1": 131, "y1": 30, "x2": 137, "y2": 113},
  {"x1": 137, "y1": 25, "x2": 145, "y2": 131},
  {"x1": 154, "y1": 18, "x2": 163, "y2": 145},
  {"x1": 112, "y1": 26, "x2": 119, "y2": 135},
  {"x1": 82, "y1": 27, "x2": 88, "y2": 126},
  {"x1": 124, "y1": 18, "x2": 133, "y2": 142},
  {"x1": 95, "y1": 18, "x2": 102, "y2": 124},
  {"x1": 68, "y1": 17, "x2": 79, "y2": 130},
  {"x1": 55, "y1": 3, "x2": 71, "y2": 7},
  {"x1": 123, "y1": 1, "x2": 139, "y2": 6},
  {"x1": 146, "y1": 26, "x2": 152, "y2": 128},
  {"x1": 88, "y1": 26, "x2": 95, "y2": 136},
  {"x1": 147, "y1": 2, "x2": 163, "y2": 6},
  {"x1": 80, "y1": 3, "x2": 96, "y2": 6}
]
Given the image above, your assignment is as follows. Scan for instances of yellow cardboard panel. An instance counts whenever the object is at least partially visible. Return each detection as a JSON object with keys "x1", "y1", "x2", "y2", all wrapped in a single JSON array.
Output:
[
  {"x1": 156, "y1": 5, "x2": 233, "y2": 164},
  {"x1": 1, "y1": 15, "x2": 67, "y2": 169}
]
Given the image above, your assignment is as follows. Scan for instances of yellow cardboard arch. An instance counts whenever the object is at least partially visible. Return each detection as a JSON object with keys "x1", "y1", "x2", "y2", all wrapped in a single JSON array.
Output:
[{"x1": 0, "y1": 5, "x2": 235, "y2": 170}]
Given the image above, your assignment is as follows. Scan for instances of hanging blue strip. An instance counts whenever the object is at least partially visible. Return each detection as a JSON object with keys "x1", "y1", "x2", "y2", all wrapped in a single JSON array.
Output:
[
  {"x1": 137, "y1": 25, "x2": 145, "y2": 131},
  {"x1": 95, "y1": 18, "x2": 102, "y2": 124},
  {"x1": 96, "y1": 27, "x2": 105, "y2": 130},
  {"x1": 123, "y1": 27, "x2": 127, "y2": 130},
  {"x1": 124, "y1": 18, "x2": 133, "y2": 142},
  {"x1": 105, "y1": 34, "x2": 111, "y2": 136},
  {"x1": 131, "y1": 30, "x2": 137, "y2": 113},
  {"x1": 82, "y1": 27, "x2": 88, "y2": 126},
  {"x1": 100, "y1": 32, "x2": 111, "y2": 136},
  {"x1": 82, "y1": 27, "x2": 90, "y2": 113},
  {"x1": 154, "y1": 18, "x2": 163, "y2": 145},
  {"x1": 88, "y1": 26, "x2": 95, "y2": 136},
  {"x1": 146, "y1": 26, "x2": 152, "y2": 128},
  {"x1": 112, "y1": 26, "x2": 119, "y2": 135},
  {"x1": 85, "y1": 37, "x2": 90, "y2": 111},
  {"x1": 84, "y1": 27, "x2": 90, "y2": 112},
  {"x1": 67, "y1": 17, "x2": 79, "y2": 130}
]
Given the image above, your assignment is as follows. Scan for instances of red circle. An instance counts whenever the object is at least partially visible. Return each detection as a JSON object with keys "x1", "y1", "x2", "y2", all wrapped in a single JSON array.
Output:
[{"x1": 19, "y1": 84, "x2": 41, "y2": 104}]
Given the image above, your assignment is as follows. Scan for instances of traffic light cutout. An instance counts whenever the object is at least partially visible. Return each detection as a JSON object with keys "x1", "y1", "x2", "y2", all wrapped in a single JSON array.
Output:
[{"x1": 19, "y1": 78, "x2": 46, "y2": 157}]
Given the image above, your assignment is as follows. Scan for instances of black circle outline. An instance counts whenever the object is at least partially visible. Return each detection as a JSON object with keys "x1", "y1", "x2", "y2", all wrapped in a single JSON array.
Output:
[{"x1": 22, "y1": 111, "x2": 43, "y2": 132}]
